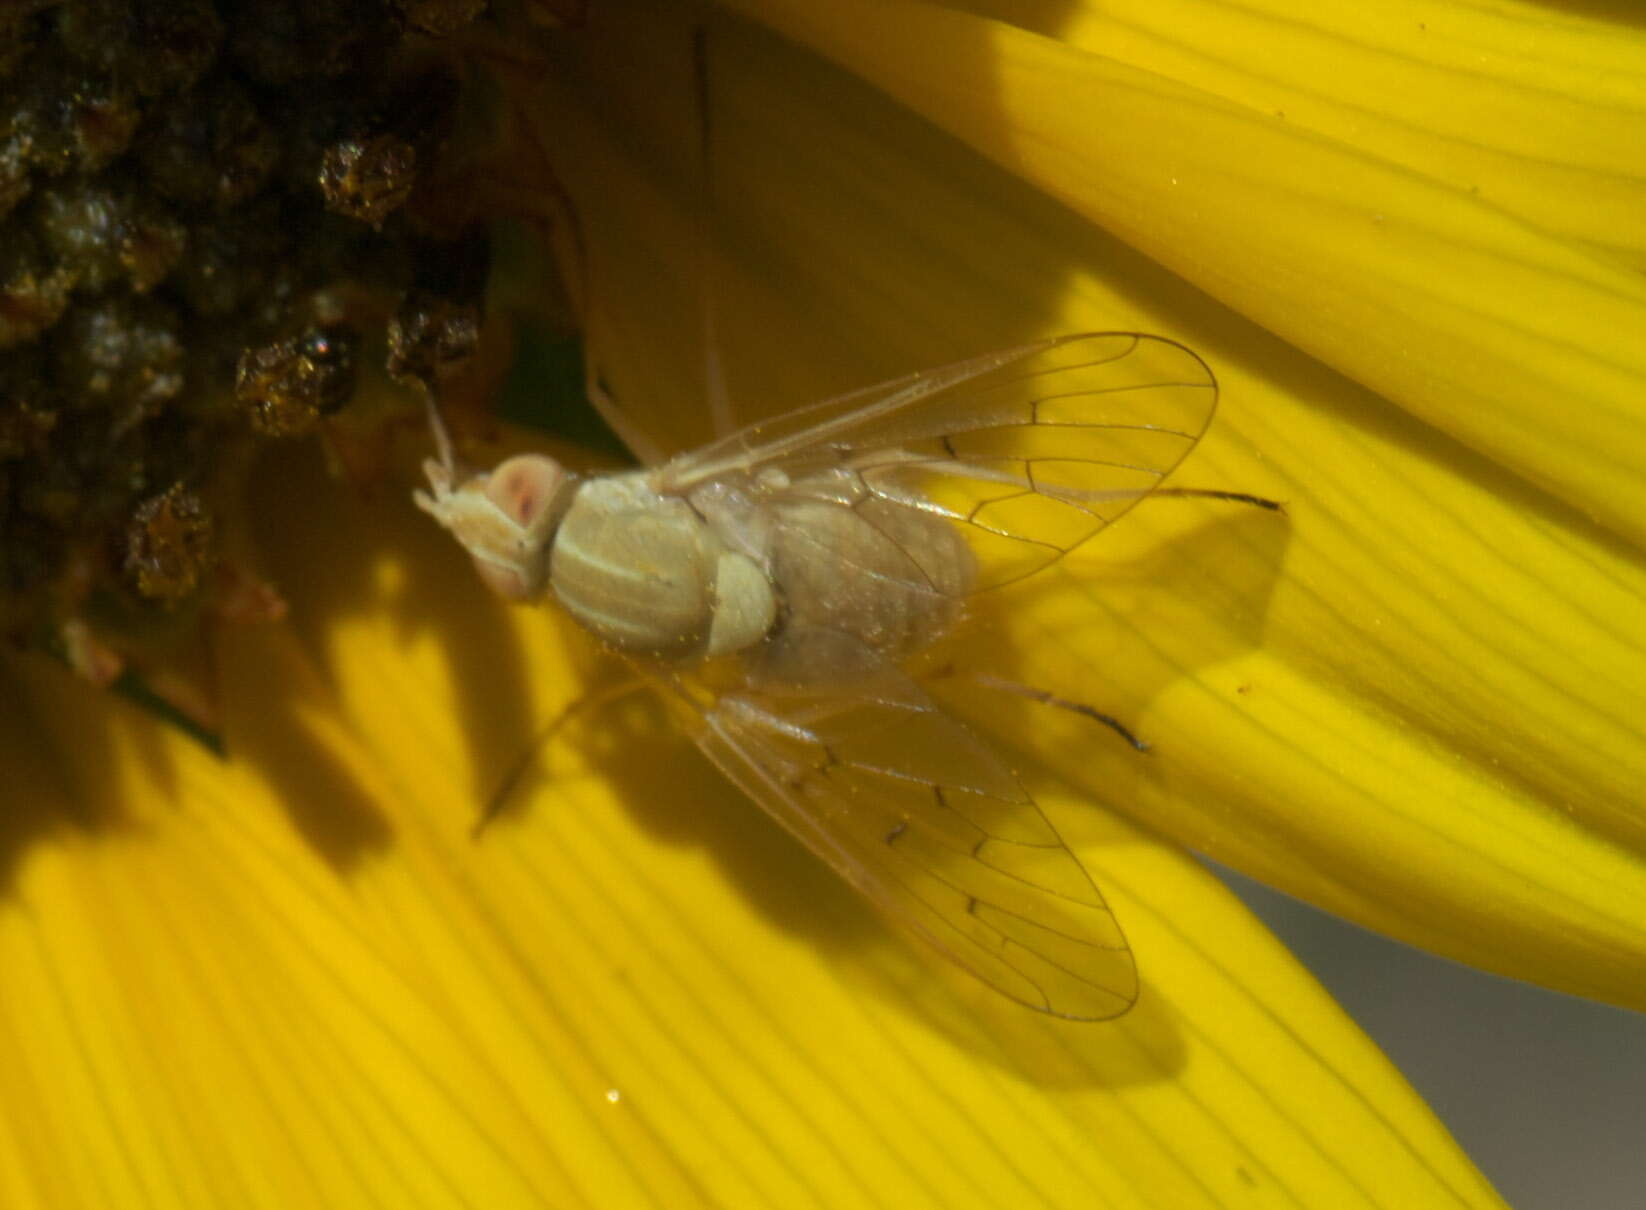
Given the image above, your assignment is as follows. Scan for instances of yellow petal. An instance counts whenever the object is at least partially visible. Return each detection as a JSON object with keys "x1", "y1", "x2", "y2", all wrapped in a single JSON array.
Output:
[
  {"x1": 732, "y1": 0, "x2": 1646, "y2": 548},
  {"x1": 953, "y1": 0, "x2": 1646, "y2": 268},
  {"x1": 0, "y1": 436, "x2": 1509, "y2": 1206},
  {"x1": 0, "y1": 441, "x2": 1514, "y2": 1205},
  {"x1": 529, "y1": 3, "x2": 1646, "y2": 1008}
]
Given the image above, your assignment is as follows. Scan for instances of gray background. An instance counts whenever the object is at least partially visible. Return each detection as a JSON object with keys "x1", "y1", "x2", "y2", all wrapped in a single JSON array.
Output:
[{"x1": 1219, "y1": 866, "x2": 1646, "y2": 1209}]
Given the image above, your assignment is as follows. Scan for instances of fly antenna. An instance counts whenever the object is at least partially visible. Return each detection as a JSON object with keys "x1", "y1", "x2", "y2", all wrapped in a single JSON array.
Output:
[{"x1": 422, "y1": 383, "x2": 458, "y2": 478}]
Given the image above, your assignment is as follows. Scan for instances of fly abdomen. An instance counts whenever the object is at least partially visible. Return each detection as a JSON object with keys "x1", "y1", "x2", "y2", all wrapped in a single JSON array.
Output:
[{"x1": 767, "y1": 495, "x2": 973, "y2": 674}]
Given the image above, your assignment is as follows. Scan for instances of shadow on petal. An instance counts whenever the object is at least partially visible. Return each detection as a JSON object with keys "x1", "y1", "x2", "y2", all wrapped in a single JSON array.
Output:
[
  {"x1": 241, "y1": 440, "x2": 576, "y2": 833},
  {"x1": 1, "y1": 652, "x2": 200, "y2": 893},
  {"x1": 1523, "y1": 1, "x2": 1646, "y2": 29},
  {"x1": 214, "y1": 621, "x2": 395, "y2": 871}
]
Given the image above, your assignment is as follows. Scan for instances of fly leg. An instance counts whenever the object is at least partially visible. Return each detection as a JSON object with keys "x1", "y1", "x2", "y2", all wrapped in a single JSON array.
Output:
[
  {"x1": 475, "y1": 676, "x2": 652, "y2": 837},
  {"x1": 691, "y1": 21, "x2": 736, "y2": 439},
  {"x1": 1151, "y1": 487, "x2": 1286, "y2": 513},
  {"x1": 924, "y1": 666, "x2": 1151, "y2": 752}
]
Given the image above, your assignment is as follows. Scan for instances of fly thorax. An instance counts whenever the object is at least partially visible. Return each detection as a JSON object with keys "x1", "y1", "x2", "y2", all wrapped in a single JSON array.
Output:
[{"x1": 549, "y1": 474, "x2": 777, "y2": 660}]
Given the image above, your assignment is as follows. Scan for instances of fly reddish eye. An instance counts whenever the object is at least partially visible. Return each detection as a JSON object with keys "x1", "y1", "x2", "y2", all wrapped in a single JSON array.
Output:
[{"x1": 484, "y1": 454, "x2": 566, "y2": 527}]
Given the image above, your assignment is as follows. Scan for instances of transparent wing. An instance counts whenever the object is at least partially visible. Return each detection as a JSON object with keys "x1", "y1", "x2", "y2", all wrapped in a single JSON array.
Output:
[
  {"x1": 658, "y1": 333, "x2": 1218, "y2": 591},
  {"x1": 664, "y1": 631, "x2": 1138, "y2": 1020}
]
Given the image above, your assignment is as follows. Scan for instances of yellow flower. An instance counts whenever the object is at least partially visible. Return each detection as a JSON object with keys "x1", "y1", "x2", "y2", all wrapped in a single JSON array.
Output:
[
  {"x1": 551, "y1": 0, "x2": 1646, "y2": 1007},
  {"x1": 4, "y1": 1, "x2": 1641, "y2": 1206}
]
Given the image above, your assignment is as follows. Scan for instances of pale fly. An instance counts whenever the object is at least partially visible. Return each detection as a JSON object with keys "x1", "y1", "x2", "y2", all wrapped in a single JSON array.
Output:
[{"x1": 416, "y1": 332, "x2": 1222, "y2": 1020}]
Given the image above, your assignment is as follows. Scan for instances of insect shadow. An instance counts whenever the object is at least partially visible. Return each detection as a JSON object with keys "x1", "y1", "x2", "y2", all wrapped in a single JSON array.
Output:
[
  {"x1": 475, "y1": 497, "x2": 1286, "y2": 1081},
  {"x1": 201, "y1": 435, "x2": 552, "y2": 873}
]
